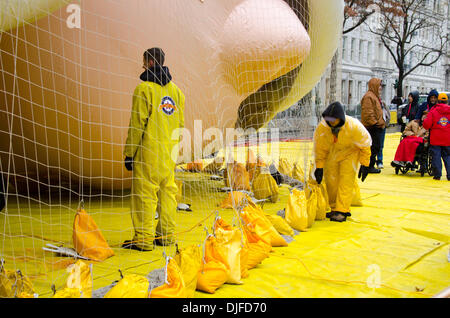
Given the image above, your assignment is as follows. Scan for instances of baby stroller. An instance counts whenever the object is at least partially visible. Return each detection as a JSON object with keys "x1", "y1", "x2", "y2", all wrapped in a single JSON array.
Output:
[{"x1": 393, "y1": 136, "x2": 433, "y2": 177}]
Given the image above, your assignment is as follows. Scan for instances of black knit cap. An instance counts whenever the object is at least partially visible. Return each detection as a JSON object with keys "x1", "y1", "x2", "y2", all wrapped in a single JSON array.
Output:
[
  {"x1": 144, "y1": 47, "x2": 165, "y2": 66},
  {"x1": 322, "y1": 101, "x2": 346, "y2": 128}
]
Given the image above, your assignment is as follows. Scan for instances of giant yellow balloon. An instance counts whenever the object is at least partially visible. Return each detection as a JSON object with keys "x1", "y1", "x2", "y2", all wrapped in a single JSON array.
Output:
[{"x1": 0, "y1": 0, "x2": 344, "y2": 191}]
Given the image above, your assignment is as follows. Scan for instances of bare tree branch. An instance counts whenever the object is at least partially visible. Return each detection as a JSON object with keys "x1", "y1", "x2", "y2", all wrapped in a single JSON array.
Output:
[{"x1": 365, "y1": 0, "x2": 448, "y2": 96}]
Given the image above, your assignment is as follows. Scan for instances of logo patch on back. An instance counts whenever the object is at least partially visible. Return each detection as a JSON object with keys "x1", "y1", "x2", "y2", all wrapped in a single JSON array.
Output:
[
  {"x1": 438, "y1": 116, "x2": 448, "y2": 127},
  {"x1": 159, "y1": 96, "x2": 177, "y2": 115}
]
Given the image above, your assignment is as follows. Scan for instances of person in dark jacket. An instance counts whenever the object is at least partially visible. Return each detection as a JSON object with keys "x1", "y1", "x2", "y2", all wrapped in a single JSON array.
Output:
[
  {"x1": 391, "y1": 96, "x2": 403, "y2": 108},
  {"x1": 423, "y1": 93, "x2": 450, "y2": 181},
  {"x1": 400, "y1": 90, "x2": 419, "y2": 133},
  {"x1": 376, "y1": 101, "x2": 391, "y2": 169},
  {"x1": 414, "y1": 89, "x2": 439, "y2": 122}
]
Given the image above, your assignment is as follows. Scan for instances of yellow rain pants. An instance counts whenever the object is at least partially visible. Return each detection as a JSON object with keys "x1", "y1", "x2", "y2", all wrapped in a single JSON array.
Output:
[
  {"x1": 124, "y1": 81, "x2": 185, "y2": 250},
  {"x1": 313, "y1": 116, "x2": 371, "y2": 213}
]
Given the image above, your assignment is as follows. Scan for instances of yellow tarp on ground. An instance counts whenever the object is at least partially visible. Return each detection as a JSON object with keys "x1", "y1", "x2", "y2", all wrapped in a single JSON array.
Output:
[{"x1": 0, "y1": 133, "x2": 449, "y2": 298}]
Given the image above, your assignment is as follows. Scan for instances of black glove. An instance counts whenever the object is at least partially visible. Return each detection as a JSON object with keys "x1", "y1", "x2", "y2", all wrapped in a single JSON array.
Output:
[
  {"x1": 124, "y1": 156, "x2": 133, "y2": 171},
  {"x1": 314, "y1": 168, "x2": 323, "y2": 184},
  {"x1": 358, "y1": 165, "x2": 369, "y2": 182}
]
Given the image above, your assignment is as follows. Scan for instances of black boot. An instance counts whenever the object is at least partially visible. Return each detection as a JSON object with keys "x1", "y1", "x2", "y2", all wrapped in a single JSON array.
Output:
[
  {"x1": 368, "y1": 167, "x2": 381, "y2": 173},
  {"x1": 122, "y1": 240, "x2": 153, "y2": 251},
  {"x1": 329, "y1": 212, "x2": 351, "y2": 222}
]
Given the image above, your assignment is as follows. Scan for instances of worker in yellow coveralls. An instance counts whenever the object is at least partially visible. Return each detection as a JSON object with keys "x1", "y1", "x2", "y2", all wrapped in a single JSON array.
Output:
[
  {"x1": 123, "y1": 48, "x2": 185, "y2": 251},
  {"x1": 313, "y1": 102, "x2": 372, "y2": 222}
]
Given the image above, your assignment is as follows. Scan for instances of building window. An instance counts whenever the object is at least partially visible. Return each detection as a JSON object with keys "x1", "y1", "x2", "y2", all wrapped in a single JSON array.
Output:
[
  {"x1": 351, "y1": 38, "x2": 356, "y2": 61},
  {"x1": 342, "y1": 36, "x2": 347, "y2": 61},
  {"x1": 348, "y1": 80, "x2": 354, "y2": 105},
  {"x1": 357, "y1": 81, "x2": 362, "y2": 101},
  {"x1": 377, "y1": 42, "x2": 383, "y2": 61},
  {"x1": 367, "y1": 42, "x2": 372, "y2": 64},
  {"x1": 359, "y1": 40, "x2": 364, "y2": 63}
]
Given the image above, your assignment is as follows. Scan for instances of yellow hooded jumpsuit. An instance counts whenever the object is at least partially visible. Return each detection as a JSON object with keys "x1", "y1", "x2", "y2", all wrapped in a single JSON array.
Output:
[
  {"x1": 314, "y1": 115, "x2": 371, "y2": 213},
  {"x1": 124, "y1": 78, "x2": 185, "y2": 250}
]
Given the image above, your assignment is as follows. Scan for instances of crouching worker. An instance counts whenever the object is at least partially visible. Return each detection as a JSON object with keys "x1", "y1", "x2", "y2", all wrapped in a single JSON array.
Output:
[
  {"x1": 123, "y1": 48, "x2": 185, "y2": 251},
  {"x1": 391, "y1": 112, "x2": 429, "y2": 169},
  {"x1": 313, "y1": 102, "x2": 372, "y2": 222}
]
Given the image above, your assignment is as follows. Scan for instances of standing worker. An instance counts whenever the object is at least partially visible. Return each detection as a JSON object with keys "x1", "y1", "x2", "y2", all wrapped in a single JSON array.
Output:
[
  {"x1": 423, "y1": 93, "x2": 450, "y2": 181},
  {"x1": 313, "y1": 102, "x2": 372, "y2": 222},
  {"x1": 360, "y1": 78, "x2": 385, "y2": 174},
  {"x1": 123, "y1": 48, "x2": 185, "y2": 251}
]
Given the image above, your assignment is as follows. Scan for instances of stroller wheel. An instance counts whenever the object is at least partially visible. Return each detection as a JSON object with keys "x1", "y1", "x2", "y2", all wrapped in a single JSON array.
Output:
[{"x1": 395, "y1": 167, "x2": 400, "y2": 175}]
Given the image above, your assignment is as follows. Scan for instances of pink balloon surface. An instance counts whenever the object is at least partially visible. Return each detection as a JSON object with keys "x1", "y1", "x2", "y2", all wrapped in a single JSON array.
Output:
[{"x1": 0, "y1": 0, "x2": 341, "y2": 191}]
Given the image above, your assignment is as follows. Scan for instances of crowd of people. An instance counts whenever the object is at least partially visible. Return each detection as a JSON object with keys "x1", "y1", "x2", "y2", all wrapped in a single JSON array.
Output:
[
  {"x1": 353, "y1": 79, "x2": 449, "y2": 181},
  {"x1": 391, "y1": 90, "x2": 449, "y2": 181}
]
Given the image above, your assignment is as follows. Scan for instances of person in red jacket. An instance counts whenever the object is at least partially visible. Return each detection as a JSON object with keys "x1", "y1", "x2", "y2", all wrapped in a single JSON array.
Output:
[{"x1": 422, "y1": 93, "x2": 450, "y2": 180}]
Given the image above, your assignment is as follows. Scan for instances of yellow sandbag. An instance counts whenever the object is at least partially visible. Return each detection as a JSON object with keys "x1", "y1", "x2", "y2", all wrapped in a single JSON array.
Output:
[
  {"x1": 65, "y1": 260, "x2": 92, "y2": 298},
  {"x1": 104, "y1": 274, "x2": 149, "y2": 298},
  {"x1": 203, "y1": 158, "x2": 224, "y2": 174},
  {"x1": 175, "y1": 179, "x2": 184, "y2": 203},
  {"x1": 215, "y1": 226, "x2": 243, "y2": 284},
  {"x1": 252, "y1": 169, "x2": 279, "y2": 203},
  {"x1": 216, "y1": 216, "x2": 249, "y2": 279},
  {"x1": 352, "y1": 179, "x2": 363, "y2": 206},
  {"x1": 242, "y1": 203, "x2": 287, "y2": 247},
  {"x1": 324, "y1": 188, "x2": 331, "y2": 212},
  {"x1": 285, "y1": 189, "x2": 309, "y2": 232},
  {"x1": 186, "y1": 160, "x2": 204, "y2": 172},
  {"x1": 0, "y1": 260, "x2": 35, "y2": 298},
  {"x1": 247, "y1": 153, "x2": 266, "y2": 181},
  {"x1": 306, "y1": 187, "x2": 317, "y2": 228},
  {"x1": 213, "y1": 216, "x2": 233, "y2": 232},
  {"x1": 246, "y1": 241, "x2": 271, "y2": 269},
  {"x1": 200, "y1": 235, "x2": 230, "y2": 291},
  {"x1": 150, "y1": 258, "x2": 187, "y2": 298},
  {"x1": 219, "y1": 191, "x2": 253, "y2": 209},
  {"x1": 239, "y1": 211, "x2": 271, "y2": 269},
  {"x1": 196, "y1": 260, "x2": 228, "y2": 294},
  {"x1": 203, "y1": 235, "x2": 229, "y2": 271},
  {"x1": 239, "y1": 241, "x2": 249, "y2": 279},
  {"x1": 224, "y1": 162, "x2": 250, "y2": 191},
  {"x1": 73, "y1": 208, "x2": 114, "y2": 262},
  {"x1": 314, "y1": 184, "x2": 328, "y2": 220},
  {"x1": 265, "y1": 214, "x2": 294, "y2": 237},
  {"x1": 278, "y1": 158, "x2": 293, "y2": 177},
  {"x1": 53, "y1": 287, "x2": 82, "y2": 298},
  {"x1": 240, "y1": 213, "x2": 272, "y2": 248},
  {"x1": 292, "y1": 162, "x2": 305, "y2": 183},
  {"x1": 174, "y1": 244, "x2": 202, "y2": 298}
]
